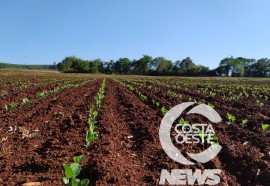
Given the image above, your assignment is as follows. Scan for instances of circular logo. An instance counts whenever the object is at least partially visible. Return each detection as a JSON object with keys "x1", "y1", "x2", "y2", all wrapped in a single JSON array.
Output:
[{"x1": 159, "y1": 102, "x2": 222, "y2": 165}]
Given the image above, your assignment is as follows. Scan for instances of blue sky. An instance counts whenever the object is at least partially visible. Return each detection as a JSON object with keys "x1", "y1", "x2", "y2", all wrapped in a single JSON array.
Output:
[{"x1": 0, "y1": 0, "x2": 269, "y2": 69}]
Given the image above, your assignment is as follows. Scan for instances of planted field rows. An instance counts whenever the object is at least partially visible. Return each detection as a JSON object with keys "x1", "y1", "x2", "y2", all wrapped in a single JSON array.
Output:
[{"x1": 0, "y1": 72, "x2": 270, "y2": 185}]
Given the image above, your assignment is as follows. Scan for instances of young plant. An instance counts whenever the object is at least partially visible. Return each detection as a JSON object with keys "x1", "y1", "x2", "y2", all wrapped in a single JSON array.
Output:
[
  {"x1": 5, "y1": 102, "x2": 18, "y2": 111},
  {"x1": 207, "y1": 103, "x2": 215, "y2": 109},
  {"x1": 152, "y1": 99, "x2": 156, "y2": 107},
  {"x1": 89, "y1": 105, "x2": 98, "y2": 122},
  {"x1": 95, "y1": 79, "x2": 106, "y2": 108},
  {"x1": 0, "y1": 90, "x2": 8, "y2": 95},
  {"x1": 140, "y1": 94, "x2": 147, "y2": 101},
  {"x1": 85, "y1": 125, "x2": 98, "y2": 147},
  {"x1": 49, "y1": 87, "x2": 60, "y2": 94},
  {"x1": 36, "y1": 91, "x2": 48, "y2": 98},
  {"x1": 22, "y1": 97, "x2": 31, "y2": 104},
  {"x1": 86, "y1": 104, "x2": 99, "y2": 147},
  {"x1": 197, "y1": 101, "x2": 203, "y2": 105},
  {"x1": 209, "y1": 92, "x2": 216, "y2": 97},
  {"x1": 161, "y1": 106, "x2": 168, "y2": 115},
  {"x1": 155, "y1": 101, "x2": 160, "y2": 108},
  {"x1": 179, "y1": 118, "x2": 189, "y2": 125},
  {"x1": 210, "y1": 135, "x2": 219, "y2": 148},
  {"x1": 241, "y1": 119, "x2": 248, "y2": 128},
  {"x1": 262, "y1": 123, "x2": 269, "y2": 132},
  {"x1": 62, "y1": 155, "x2": 89, "y2": 186},
  {"x1": 227, "y1": 113, "x2": 236, "y2": 123}
]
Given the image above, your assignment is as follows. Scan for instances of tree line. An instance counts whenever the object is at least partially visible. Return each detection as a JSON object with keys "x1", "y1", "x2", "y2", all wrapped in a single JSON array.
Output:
[{"x1": 57, "y1": 55, "x2": 270, "y2": 77}]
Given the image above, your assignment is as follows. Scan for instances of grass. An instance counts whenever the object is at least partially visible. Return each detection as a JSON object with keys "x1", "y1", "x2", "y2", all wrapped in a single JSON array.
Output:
[{"x1": 0, "y1": 62, "x2": 56, "y2": 70}]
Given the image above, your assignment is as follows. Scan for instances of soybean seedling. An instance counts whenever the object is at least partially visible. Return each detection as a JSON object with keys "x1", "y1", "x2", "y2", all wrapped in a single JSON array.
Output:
[
  {"x1": 227, "y1": 113, "x2": 236, "y2": 123},
  {"x1": 85, "y1": 125, "x2": 98, "y2": 147},
  {"x1": 262, "y1": 124, "x2": 269, "y2": 132},
  {"x1": 62, "y1": 155, "x2": 89, "y2": 186},
  {"x1": 161, "y1": 106, "x2": 168, "y2": 115},
  {"x1": 5, "y1": 102, "x2": 18, "y2": 111},
  {"x1": 241, "y1": 119, "x2": 248, "y2": 128},
  {"x1": 36, "y1": 91, "x2": 48, "y2": 98},
  {"x1": 151, "y1": 99, "x2": 156, "y2": 107},
  {"x1": 155, "y1": 101, "x2": 160, "y2": 108},
  {"x1": 207, "y1": 103, "x2": 215, "y2": 109},
  {"x1": 210, "y1": 135, "x2": 219, "y2": 148},
  {"x1": 22, "y1": 98, "x2": 31, "y2": 104},
  {"x1": 0, "y1": 90, "x2": 8, "y2": 95},
  {"x1": 89, "y1": 105, "x2": 98, "y2": 122},
  {"x1": 179, "y1": 118, "x2": 189, "y2": 125}
]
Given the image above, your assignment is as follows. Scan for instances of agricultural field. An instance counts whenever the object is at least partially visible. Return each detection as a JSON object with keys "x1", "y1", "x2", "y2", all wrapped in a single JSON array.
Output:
[{"x1": 0, "y1": 70, "x2": 270, "y2": 185}]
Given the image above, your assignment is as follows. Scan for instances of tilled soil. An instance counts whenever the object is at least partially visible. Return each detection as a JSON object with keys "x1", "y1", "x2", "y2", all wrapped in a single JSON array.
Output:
[
  {"x1": 0, "y1": 80, "x2": 101, "y2": 185},
  {"x1": 0, "y1": 78, "x2": 269, "y2": 185},
  {"x1": 87, "y1": 80, "x2": 235, "y2": 185},
  {"x1": 118, "y1": 79, "x2": 270, "y2": 185}
]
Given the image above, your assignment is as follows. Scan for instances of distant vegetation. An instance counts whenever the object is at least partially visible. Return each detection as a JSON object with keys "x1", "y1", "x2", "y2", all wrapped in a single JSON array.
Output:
[
  {"x1": 57, "y1": 55, "x2": 270, "y2": 77},
  {"x1": 0, "y1": 62, "x2": 57, "y2": 70}
]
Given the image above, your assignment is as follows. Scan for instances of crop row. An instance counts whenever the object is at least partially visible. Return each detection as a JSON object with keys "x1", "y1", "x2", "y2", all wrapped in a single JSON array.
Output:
[
  {"x1": 114, "y1": 79, "x2": 220, "y2": 148},
  {"x1": 117, "y1": 79, "x2": 270, "y2": 134},
  {"x1": 3, "y1": 79, "x2": 96, "y2": 112},
  {"x1": 0, "y1": 78, "x2": 87, "y2": 97},
  {"x1": 62, "y1": 79, "x2": 106, "y2": 186}
]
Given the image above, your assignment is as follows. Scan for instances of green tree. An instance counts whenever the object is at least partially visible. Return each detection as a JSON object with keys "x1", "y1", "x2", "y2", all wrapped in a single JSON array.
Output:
[
  {"x1": 114, "y1": 58, "x2": 130, "y2": 74},
  {"x1": 252, "y1": 58, "x2": 270, "y2": 77},
  {"x1": 103, "y1": 60, "x2": 114, "y2": 74},
  {"x1": 138, "y1": 55, "x2": 152, "y2": 74},
  {"x1": 89, "y1": 58, "x2": 104, "y2": 73},
  {"x1": 58, "y1": 56, "x2": 88, "y2": 73},
  {"x1": 151, "y1": 57, "x2": 172, "y2": 75}
]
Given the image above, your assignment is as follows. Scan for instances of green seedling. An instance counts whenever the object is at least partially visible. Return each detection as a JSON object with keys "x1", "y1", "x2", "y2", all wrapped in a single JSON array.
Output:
[
  {"x1": 95, "y1": 80, "x2": 106, "y2": 108},
  {"x1": 0, "y1": 90, "x2": 8, "y2": 95},
  {"x1": 209, "y1": 92, "x2": 216, "y2": 97},
  {"x1": 227, "y1": 113, "x2": 236, "y2": 123},
  {"x1": 241, "y1": 119, "x2": 248, "y2": 128},
  {"x1": 61, "y1": 84, "x2": 75, "y2": 89},
  {"x1": 36, "y1": 91, "x2": 48, "y2": 98},
  {"x1": 161, "y1": 106, "x2": 168, "y2": 115},
  {"x1": 89, "y1": 105, "x2": 98, "y2": 121},
  {"x1": 50, "y1": 87, "x2": 60, "y2": 94},
  {"x1": 207, "y1": 103, "x2": 215, "y2": 109},
  {"x1": 211, "y1": 141, "x2": 220, "y2": 148},
  {"x1": 62, "y1": 155, "x2": 89, "y2": 186},
  {"x1": 152, "y1": 99, "x2": 157, "y2": 107},
  {"x1": 262, "y1": 124, "x2": 269, "y2": 132},
  {"x1": 179, "y1": 118, "x2": 189, "y2": 125},
  {"x1": 85, "y1": 124, "x2": 98, "y2": 147},
  {"x1": 22, "y1": 98, "x2": 31, "y2": 104},
  {"x1": 197, "y1": 101, "x2": 203, "y2": 105},
  {"x1": 5, "y1": 102, "x2": 18, "y2": 111}
]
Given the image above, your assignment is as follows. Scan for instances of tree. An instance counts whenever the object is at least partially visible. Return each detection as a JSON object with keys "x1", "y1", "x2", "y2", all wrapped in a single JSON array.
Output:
[
  {"x1": 138, "y1": 55, "x2": 152, "y2": 74},
  {"x1": 103, "y1": 60, "x2": 115, "y2": 74},
  {"x1": 252, "y1": 58, "x2": 270, "y2": 77},
  {"x1": 70, "y1": 59, "x2": 88, "y2": 73},
  {"x1": 89, "y1": 58, "x2": 104, "y2": 73},
  {"x1": 178, "y1": 57, "x2": 196, "y2": 75},
  {"x1": 151, "y1": 57, "x2": 172, "y2": 75},
  {"x1": 217, "y1": 57, "x2": 253, "y2": 77},
  {"x1": 114, "y1": 58, "x2": 130, "y2": 74},
  {"x1": 58, "y1": 56, "x2": 88, "y2": 73}
]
